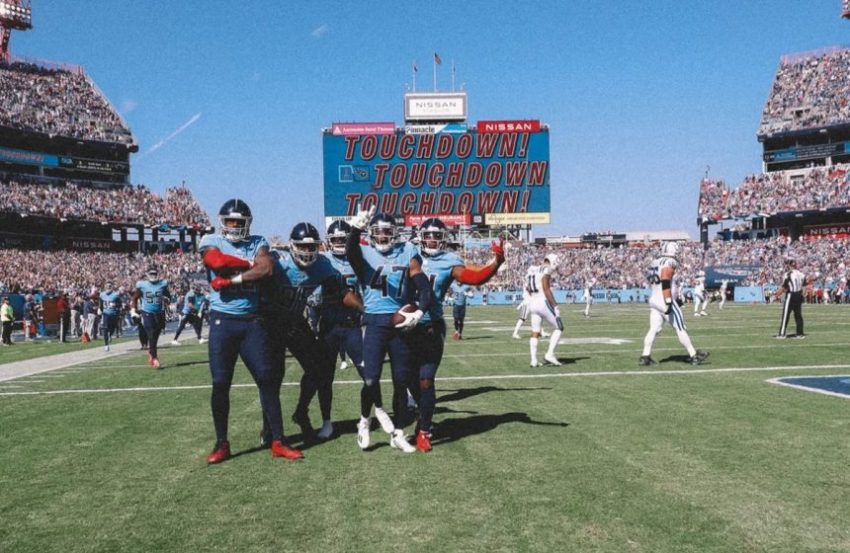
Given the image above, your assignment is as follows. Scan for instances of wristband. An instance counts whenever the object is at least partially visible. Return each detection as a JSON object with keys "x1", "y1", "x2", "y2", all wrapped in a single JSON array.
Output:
[{"x1": 231, "y1": 274, "x2": 243, "y2": 285}]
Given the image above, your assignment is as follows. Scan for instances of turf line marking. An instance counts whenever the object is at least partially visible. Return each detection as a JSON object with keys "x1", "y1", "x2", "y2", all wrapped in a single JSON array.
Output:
[
  {"x1": 766, "y1": 376, "x2": 850, "y2": 401},
  {"x1": 3, "y1": 363, "x2": 850, "y2": 396}
]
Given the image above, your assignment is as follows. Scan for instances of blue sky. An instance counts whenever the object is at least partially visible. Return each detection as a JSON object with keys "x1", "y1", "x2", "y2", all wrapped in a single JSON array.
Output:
[{"x1": 11, "y1": 1, "x2": 850, "y2": 239}]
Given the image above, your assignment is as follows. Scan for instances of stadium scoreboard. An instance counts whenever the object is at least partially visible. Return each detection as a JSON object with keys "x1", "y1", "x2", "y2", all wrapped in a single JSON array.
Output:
[{"x1": 322, "y1": 121, "x2": 550, "y2": 227}]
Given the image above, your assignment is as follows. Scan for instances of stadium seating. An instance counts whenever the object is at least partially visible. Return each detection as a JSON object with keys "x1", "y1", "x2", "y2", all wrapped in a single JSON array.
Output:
[
  {"x1": 759, "y1": 48, "x2": 850, "y2": 137},
  {"x1": 0, "y1": 173, "x2": 210, "y2": 228},
  {"x1": 698, "y1": 164, "x2": 850, "y2": 222},
  {"x1": 0, "y1": 60, "x2": 133, "y2": 145}
]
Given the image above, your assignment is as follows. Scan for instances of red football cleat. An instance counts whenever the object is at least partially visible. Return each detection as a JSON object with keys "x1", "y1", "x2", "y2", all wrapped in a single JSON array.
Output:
[
  {"x1": 206, "y1": 441, "x2": 231, "y2": 464},
  {"x1": 271, "y1": 440, "x2": 304, "y2": 460},
  {"x1": 147, "y1": 352, "x2": 153, "y2": 366},
  {"x1": 416, "y1": 431, "x2": 432, "y2": 453},
  {"x1": 151, "y1": 357, "x2": 161, "y2": 369}
]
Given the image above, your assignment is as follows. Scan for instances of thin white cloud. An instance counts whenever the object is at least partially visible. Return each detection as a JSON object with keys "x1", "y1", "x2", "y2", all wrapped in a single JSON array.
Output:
[
  {"x1": 311, "y1": 23, "x2": 329, "y2": 39},
  {"x1": 120, "y1": 99, "x2": 137, "y2": 114},
  {"x1": 139, "y1": 112, "x2": 202, "y2": 158}
]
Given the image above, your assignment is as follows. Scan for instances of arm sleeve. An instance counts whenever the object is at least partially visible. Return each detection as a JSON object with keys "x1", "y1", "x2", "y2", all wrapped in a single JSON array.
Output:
[
  {"x1": 457, "y1": 262, "x2": 499, "y2": 286},
  {"x1": 203, "y1": 248, "x2": 252, "y2": 271},
  {"x1": 412, "y1": 271, "x2": 434, "y2": 312},
  {"x1": 345, "y1": 228, "x2": 367, "y2": 281}
]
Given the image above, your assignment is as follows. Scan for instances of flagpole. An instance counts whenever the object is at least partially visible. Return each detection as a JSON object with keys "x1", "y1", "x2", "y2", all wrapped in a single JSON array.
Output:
[
  {"x1": 412, "y1": 61, "x2": 417, "y2": 92},
  {"x1": 451, "y1": 60, "x2": 456, "y2": 92},
  {"x1": 433, "y1": 55, "x2": 437, "y2": 92}
]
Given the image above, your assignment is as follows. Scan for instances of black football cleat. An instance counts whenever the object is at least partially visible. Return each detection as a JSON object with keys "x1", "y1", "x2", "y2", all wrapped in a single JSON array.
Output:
[
  {"x1": 688, "y1": 350, "x2": 710, "y2": 365},
  {"x1": 638, "y1": 355, "x2": 658, "y2": 366}
]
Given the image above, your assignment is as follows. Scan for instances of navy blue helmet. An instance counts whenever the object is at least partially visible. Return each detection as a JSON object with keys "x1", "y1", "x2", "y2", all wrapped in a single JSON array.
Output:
[
  {"x1": 218, "y1": 199, "x2": 252, "y2": 242},
  {"x1": 289, "y1": 222, "x2": 321, "y2": 266},
  {"x1": 368, "y1": 212, "x2": 397, "y2": 253},
  {"x1": 326, "y1": 220, "x2": 352, "y2": 256},
  {"x1": 419, "y1": 217, "x2": 448, "y2": 256}
]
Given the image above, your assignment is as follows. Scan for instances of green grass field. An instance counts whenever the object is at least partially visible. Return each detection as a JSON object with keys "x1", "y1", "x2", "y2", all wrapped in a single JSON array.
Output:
[{"x1": 1, "y1": 303, "x2": 848, "y2": 553}]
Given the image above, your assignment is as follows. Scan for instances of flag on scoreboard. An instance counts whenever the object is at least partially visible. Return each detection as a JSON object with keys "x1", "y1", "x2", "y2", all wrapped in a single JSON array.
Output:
[{"x1": 434, "y1": 52, "x2": 442, "y2": 65}]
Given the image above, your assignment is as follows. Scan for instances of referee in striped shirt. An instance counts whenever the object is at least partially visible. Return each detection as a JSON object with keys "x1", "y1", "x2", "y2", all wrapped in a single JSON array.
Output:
[{"x1": 773, "y1": 259, "x2": 807, "y2": 339}]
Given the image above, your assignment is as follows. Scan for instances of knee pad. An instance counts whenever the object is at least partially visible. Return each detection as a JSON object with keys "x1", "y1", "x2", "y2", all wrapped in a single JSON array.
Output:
[{"x1": 419, "y1": 378, "x2": 433, "y2": 390}]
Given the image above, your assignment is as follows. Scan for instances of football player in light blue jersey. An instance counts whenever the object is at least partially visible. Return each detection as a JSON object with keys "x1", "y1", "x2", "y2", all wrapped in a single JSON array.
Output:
[
  {"x1": 261, "y1": 222, "x2": 360, "y2": 444},
  {"x1": 449, "y1": 281, "x2": 473, "y2": 340},
  {"x1": 345, "y1": 207, "x2": 434, "y2": 453},
  {"x1": 131, "y1": 265, "x2": 172, "y2": 369},
  {"x1": 405, "y1": 217, "x2": 505, "y2": 452},
  {"x1": 199, "y1": 199, "x2": 302, "y2": 464},
  {"x1": 98, "y1": 283, "x2": 122, "y2": 352},
  {"x1": 172, "y1": 285, "x2": 207, "y2": 346}
]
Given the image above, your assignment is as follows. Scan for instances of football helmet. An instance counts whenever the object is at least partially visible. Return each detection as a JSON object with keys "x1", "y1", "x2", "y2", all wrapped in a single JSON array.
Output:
[
  {"x1": 369, "y1": 212, "x2": 397, "y2": 253},
  {"x1": 218, "y1": 199, "x2": 252, "y2": 242},
  {"x1": 289, "y1": 222, "x2": 321, "y2": 267},
  {"x1": 544, "y1": 253, "x2": 560, "y2": 268},
  {"x1": 661, "y1": 241, "x2": 681, "y2": 259},
  {"x1": 146, "y1": 265, "x2": 159, "y2": 282},
  {"x1": 326, "y1": 220, "x2": 351, "y2": 256},
  {"x1": 419, "y1": 218, "x2": 447, "y2": 256}
]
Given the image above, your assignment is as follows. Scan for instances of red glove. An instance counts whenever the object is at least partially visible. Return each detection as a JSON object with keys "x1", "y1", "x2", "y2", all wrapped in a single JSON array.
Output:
[
  {"x1": 491, "y1": 237, "x2": 505, "y2": 262},
  {"x1": 204, "y1": 249, "x2": 252, "y2": 271},
  {"x1": 210, "y1": 276, "x2": 232, "y2": 291}
]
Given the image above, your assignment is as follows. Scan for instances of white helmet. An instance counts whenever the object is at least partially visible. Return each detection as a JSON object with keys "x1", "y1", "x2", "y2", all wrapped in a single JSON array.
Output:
[
  {"x1": 544, "y1": 253, "x2": 560, "y2": 268},
  {"x1": 661, "y1": 241, "x2": 681, "y2": 259}
]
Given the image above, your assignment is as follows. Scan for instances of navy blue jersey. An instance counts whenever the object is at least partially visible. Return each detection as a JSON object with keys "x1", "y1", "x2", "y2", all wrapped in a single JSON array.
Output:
[
  {"x1": 358, "y1": 241, "x2": 420, "y2": 314},
  {"x1": 417, "y1": 249, "x2": 464, "y2": 323},
  {"x1": 321, "y1": 252, "x2": 360, "y2": 324},
  {"x1": 135, "y1": 279, "x2": 171, "y2": 314},
  {"x1": 199, "y1": 233, "x2": 268, "y2": 316}
]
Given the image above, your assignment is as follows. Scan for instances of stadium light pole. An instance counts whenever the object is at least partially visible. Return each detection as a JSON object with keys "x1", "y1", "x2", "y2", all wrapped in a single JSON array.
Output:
[{"x1": 0, "y1": 0, "x2": 32, "y2": 62}]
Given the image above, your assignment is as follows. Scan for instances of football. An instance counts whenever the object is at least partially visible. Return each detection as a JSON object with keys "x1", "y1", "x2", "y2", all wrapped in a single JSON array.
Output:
[{"x1": 391, "y1": 304, "x2": 418, "y2": 326}]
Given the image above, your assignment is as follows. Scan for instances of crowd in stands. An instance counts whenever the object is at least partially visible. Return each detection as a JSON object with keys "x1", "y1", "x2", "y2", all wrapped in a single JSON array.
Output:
[
  {"x1": 463, "y1": 236, "x2": 849, "y2": 291},
  {"x1": 2, "y1": 236, "x2": 848, "y2": 301},
  {"x1": 759, "y1": 47, "x2": 850, "y2": 137},
  {"x1": 0, "y1": 249, "x2": 203, "y2": 297},
  {"x1": 0, "y1": 60, "x2": 134, "y2": 145},
  {"x1": 698, "y1": 164, "x2": 850, "y2": 222},
  {"x1": 0, "y1": 173, "x2": 210, "y2": 227}
]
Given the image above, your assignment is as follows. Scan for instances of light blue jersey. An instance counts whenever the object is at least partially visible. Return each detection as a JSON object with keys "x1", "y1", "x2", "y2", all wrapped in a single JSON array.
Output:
[
  {"x1": 181, "y1": 290, "x2": 202, "y2": 315},
  {"x1": 321, "y1": 252, "x2": 360, "y2": 324},
  {"x1": 99, "y1": 290, "x2": 122, "y2": 316},
  {"x1": 268, "y1": 250, "x2": 340, "y2": 322},
  {"x1": 135, "y1": 279, "x2": 171, "y2": 314},
  {"x1": 199, "y1": 233, "x2": 269, "y2": 316},
  {"x1": 450, "y1": 282, "x2": 472, "y2": 307},
  {"x1": 418, "y1": 249, "x2": 464, "y2": 323},
  {"x1": 359, "y1": 241, "x2": 420, "y2": 314}
]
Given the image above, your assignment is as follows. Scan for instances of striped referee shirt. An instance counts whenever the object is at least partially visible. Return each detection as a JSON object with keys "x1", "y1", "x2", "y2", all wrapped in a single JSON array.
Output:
[{"x1": 783, "y1": 269, "x2": 806, "y2": 293}]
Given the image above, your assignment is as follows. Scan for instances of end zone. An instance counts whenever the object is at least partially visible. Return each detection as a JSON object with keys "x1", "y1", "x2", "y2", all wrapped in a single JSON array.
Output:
[{"x1": 767, "y1": 375, "x2": 850, "y2": 400}]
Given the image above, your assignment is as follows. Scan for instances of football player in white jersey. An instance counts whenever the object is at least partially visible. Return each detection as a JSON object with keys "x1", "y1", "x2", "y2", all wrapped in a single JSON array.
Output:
[
  {"x1": 583, "y1": 279, "x2": 595, "y2": 318},
  {"x1": 692, "y1": 272, "x2": 708, "y2": 317},
  {"x1": 718, "y1": 279, "x2": 728, "y2": 310},
  {"x1": 526, "y1": 253, "x2": 564, "y2": 367},
  {"x1": 640, "y1": 242, "x2": 709, "y2": 366}
]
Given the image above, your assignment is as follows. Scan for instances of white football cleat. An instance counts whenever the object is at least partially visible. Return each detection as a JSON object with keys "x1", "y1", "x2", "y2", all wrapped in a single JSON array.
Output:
[
  {"x1": 390, "y1": 429, "x2": 416, "y2": 453},
  {"x1": 512, "y1": 334, "x2": 521, "y2": 339},
  {"x1": 357, "y1": 417, "x2": 371, "y2": 449},
  {"x1": 541, "y1": 331, "x2": 550, "y2": 338},
  {"x1": 544, "y1": 354, "x2": 562, "y2": 366},
  {"x1": 339, "y1": 360, "x2": 348, "y2": 371},
  {"x1": 530, "y1": 360, "x2": 542, "y2": 368},
  {"x1": 374, "y1": 407, "x2": 395, "y2": 434},
  {"x1": 317, "y1": 420, "x2": 334, "y2": 440},
  {"x1": 103, "y1": 345, "x2": 110, "y2": 352},
  {"x1": 198, "y1": 338, "x2": 207, "y2": 344},
  {"x1": 170, "y1": 340, "x2": 181, "y2": 346}
]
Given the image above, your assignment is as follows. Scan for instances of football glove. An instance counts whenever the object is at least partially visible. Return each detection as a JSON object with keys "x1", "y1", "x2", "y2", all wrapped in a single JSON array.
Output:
[
  {"x1": 350, "y1": 205, "x2": 376, "y2": 231},
  {"x1": 491, "y1": 236, "x2": 505, "y2": 262},
  {"x1": 664, "y1": 300, "x2": 673, "y2": 315},
  {"x1": 394, "y1": 308, "x2": 423, "y2": 330},
  {"x1": 210, "y1": 276, "x2": 232, "y2": 291},
  {"x1": 129, "y1": 308, "x2": 139, "y2": 318}
]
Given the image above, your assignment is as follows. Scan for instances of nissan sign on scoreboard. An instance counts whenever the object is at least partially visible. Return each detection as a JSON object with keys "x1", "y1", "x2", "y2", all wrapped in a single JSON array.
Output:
[
  {"x1": 404, "y1": 93, "x2": 468, "y2": 122},
  {"x1": 323, "y1": 121, "x2": 551, "y2": 225}
]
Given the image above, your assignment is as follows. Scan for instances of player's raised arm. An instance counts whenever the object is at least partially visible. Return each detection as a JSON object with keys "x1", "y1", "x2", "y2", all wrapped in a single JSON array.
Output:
[
  {"x1": 344, "y1": 205, "x2": 375, "y2": 280},
  {"x1": 210, "y1": 247, "x2": 273, "y2": 291},
  {"x1": 452, "y1": 236, "x2": 505, "y2": 285}
]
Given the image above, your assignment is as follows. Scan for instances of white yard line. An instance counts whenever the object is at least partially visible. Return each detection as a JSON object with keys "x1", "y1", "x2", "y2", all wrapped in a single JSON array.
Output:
[{"x1": 2, "y1": 363, "x2": 849, "y2": 397}]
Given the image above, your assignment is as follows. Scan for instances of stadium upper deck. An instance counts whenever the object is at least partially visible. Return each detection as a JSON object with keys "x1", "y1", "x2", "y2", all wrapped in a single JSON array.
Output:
[
  {"x1": 0, "y1": 59, "x2": 134, "y2": 147},
  {"x1": 758, "y1": 47, "x2": 850, "y2": 139}
]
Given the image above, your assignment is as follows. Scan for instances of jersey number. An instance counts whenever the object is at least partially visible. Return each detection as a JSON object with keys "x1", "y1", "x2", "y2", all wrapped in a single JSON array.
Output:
[{"x1": 369, "y1": 266, "x2": 407, "y2": 298}]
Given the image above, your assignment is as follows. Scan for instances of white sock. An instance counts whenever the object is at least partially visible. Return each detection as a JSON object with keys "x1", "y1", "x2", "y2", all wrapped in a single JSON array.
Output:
[
  {"x1": 513, "y1": 319, "x2": 524, "y2": 335},
  {"x1": 676, "y1": 329, "x2": 696, "y2": 357},
  {"x1": 529, "y1": 337, "x2": 539, "y2": 362},
  {"x1": 547, "y1": 330, "x2": 562, "y2": 355}
]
